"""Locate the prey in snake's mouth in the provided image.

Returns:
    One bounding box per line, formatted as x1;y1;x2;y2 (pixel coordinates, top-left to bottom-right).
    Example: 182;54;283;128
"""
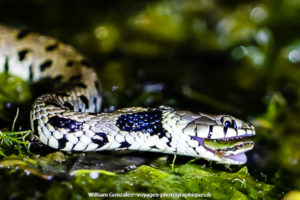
191;136;254;164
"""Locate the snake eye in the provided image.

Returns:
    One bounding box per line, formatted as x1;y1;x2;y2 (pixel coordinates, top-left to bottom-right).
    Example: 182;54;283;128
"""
221;116;235;128
224;120;231;128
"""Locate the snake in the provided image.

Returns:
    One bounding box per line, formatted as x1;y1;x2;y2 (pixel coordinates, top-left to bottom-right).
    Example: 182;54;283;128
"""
0;24;255;165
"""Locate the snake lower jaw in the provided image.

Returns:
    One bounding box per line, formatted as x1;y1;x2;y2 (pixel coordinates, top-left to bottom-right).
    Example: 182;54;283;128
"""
219;153;248;165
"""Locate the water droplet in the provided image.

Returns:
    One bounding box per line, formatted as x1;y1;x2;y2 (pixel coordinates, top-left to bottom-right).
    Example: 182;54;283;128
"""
288;50;300;63
89;171;99;179
250;6;268;23
94;26;108;39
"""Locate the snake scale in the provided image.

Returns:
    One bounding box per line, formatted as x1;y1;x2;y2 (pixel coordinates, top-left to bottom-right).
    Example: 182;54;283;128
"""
0;25;255;165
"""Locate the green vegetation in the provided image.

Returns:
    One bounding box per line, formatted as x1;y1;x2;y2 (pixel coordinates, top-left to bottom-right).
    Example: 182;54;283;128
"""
0;74;31;120
0;154;277;200
0;130;30;157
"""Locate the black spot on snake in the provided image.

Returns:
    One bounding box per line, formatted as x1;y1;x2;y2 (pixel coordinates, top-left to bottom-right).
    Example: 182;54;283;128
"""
88;112;98;116
119;141;131;148
4;56;9;73
208;125;213;138
91;132;109;148
224;127;228;135
48;116;83;132
44;100;61;108
45;43;59;51
57;135;67;149
233;120;237;130
95;81;100;90
220;116;224;123
33;119;39;135
166;137;172;147
69;75;82;82
66;60;74;67
76;83;87;89
194;124;198;137
40;60;53;71
93;97;98;113
116;109;167;138
29;65;33;81
80;59;92;67
150;145;159;150
79;95;89;109
63;102;74;110
16;29;30;39
192;147;197;154
18;49;30;61
53;75;63;82
54;92;69;97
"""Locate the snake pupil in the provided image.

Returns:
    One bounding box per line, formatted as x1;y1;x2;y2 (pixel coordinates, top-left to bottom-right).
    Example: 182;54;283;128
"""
224;121;231;128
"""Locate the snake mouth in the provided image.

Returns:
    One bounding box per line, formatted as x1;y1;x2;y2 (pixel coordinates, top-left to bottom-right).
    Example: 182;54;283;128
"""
191;135;255;164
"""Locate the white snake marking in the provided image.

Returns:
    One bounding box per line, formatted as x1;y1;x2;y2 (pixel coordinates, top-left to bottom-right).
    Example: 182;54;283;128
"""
0;25;255;165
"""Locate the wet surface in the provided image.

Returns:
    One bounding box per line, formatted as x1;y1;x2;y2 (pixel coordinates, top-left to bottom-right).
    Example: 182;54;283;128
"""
69;151;153;173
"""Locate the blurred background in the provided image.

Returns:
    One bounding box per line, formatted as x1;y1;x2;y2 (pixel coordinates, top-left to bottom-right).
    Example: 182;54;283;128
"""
0;0;300;199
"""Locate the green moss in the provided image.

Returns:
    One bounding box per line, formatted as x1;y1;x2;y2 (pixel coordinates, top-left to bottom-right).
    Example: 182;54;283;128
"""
39;164;276;200
0;73;31;120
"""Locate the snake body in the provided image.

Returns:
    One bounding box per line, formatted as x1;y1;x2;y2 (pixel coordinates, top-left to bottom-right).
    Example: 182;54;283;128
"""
0;25;255;165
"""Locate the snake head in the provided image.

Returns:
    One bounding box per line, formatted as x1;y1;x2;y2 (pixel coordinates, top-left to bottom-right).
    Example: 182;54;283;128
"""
164;110;255;165
198;114;254;165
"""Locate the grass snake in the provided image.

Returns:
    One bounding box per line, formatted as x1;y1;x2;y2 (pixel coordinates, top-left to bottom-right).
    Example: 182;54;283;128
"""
0;25;255;165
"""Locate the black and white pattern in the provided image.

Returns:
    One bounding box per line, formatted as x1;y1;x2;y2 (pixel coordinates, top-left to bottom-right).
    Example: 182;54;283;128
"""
0;25;255;165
